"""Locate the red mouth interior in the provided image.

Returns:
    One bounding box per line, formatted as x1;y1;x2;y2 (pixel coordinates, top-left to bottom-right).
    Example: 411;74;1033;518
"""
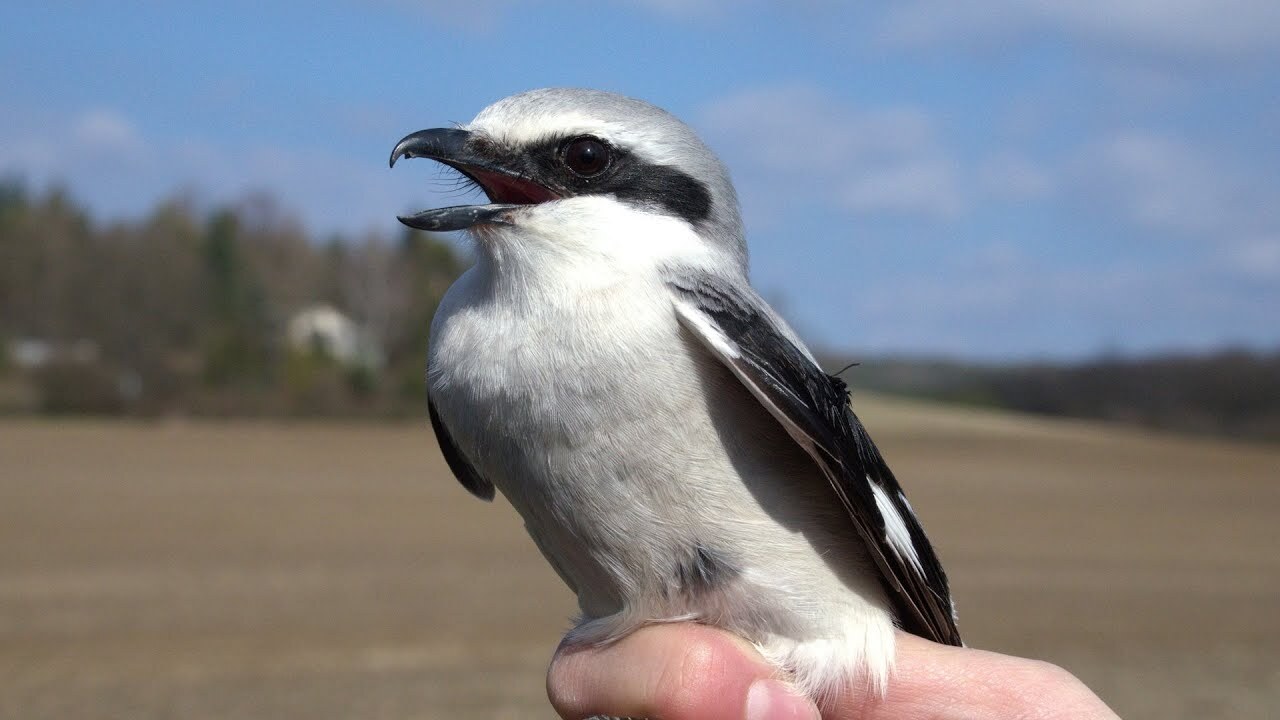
467;168;559;205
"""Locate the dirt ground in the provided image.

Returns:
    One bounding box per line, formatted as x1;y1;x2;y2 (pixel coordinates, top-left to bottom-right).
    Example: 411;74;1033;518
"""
1;397;1277;719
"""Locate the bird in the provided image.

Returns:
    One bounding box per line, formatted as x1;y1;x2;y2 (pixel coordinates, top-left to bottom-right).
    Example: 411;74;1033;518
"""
389;88;960;704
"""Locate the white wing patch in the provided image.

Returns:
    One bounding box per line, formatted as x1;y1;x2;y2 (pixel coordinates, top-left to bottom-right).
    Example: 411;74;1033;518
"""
673;299;824;459
674;299;740;359
871;479;924;576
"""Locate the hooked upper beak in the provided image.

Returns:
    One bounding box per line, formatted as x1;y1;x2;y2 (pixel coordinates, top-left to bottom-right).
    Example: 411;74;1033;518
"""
389;128;474;170
389;128;558;231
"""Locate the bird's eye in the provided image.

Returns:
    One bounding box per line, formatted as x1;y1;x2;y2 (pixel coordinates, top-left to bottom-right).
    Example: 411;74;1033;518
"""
562;137;610;177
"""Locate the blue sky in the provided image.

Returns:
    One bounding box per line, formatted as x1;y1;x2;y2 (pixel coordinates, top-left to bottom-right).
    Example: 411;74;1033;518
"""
3;1;1278;359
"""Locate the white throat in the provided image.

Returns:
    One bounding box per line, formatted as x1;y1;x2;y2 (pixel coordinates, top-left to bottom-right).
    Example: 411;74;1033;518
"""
469;196;730;296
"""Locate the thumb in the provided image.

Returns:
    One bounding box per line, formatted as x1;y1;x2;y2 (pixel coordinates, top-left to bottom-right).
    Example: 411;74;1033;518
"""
547;623;819;720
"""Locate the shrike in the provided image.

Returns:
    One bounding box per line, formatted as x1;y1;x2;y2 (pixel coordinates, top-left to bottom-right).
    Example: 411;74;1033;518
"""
390;88;960;702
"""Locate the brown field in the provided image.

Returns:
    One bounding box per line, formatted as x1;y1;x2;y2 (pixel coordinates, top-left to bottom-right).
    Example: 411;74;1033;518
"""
1;397;1277;719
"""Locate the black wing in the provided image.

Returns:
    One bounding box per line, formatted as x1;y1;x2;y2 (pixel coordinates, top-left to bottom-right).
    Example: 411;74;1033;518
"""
668;273;961;646
429;399;495;501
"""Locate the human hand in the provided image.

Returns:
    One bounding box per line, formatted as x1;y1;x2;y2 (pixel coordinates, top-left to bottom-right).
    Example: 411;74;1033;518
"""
547;623;1120;719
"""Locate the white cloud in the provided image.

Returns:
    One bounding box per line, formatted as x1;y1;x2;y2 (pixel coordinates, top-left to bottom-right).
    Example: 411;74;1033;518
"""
0;107;425;238
978;152;1055;200
625;0;746;18
1097;62;1196;106
1072;131;1274;238
1224;236;1280;279
378;0;774;24
73;109;143;152
880;0;1280;56
845;240;1280;357
699;84;965;221
841;162;963;218
367;0;516;32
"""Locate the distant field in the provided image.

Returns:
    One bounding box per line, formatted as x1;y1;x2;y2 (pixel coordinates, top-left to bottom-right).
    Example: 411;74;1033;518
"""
1;397;1277;719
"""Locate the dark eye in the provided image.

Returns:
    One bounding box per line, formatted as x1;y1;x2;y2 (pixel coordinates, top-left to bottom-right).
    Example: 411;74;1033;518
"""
563;137;609;177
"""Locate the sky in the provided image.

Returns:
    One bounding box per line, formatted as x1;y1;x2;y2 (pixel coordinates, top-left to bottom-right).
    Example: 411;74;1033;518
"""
3;1;1278;360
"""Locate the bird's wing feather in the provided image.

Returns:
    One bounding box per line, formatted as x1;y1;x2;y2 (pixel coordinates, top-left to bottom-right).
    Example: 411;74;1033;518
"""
667;271;961;646
429;399;495;501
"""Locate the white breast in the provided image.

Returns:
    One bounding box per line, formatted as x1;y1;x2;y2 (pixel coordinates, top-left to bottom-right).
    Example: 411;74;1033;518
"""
426;212;898;699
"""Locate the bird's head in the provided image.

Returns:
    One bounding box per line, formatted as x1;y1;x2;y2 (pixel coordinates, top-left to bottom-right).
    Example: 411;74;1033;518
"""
390;88;745;272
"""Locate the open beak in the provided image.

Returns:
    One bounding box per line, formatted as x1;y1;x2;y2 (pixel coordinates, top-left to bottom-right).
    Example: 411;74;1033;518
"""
389;128;558;231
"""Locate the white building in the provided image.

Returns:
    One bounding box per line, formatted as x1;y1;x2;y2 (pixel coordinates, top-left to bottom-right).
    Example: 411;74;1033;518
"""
285;305;382;369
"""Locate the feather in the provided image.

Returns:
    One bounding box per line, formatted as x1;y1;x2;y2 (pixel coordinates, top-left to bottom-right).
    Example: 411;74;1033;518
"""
668;271;962;646
429;399;495;501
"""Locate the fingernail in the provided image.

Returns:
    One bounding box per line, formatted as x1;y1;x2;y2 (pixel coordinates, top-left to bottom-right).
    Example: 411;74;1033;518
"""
746;678;820;720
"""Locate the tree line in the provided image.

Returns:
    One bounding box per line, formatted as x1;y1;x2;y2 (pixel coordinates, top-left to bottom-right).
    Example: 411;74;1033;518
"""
0;180;464;417
839;351;1280;443
3;179;1276;441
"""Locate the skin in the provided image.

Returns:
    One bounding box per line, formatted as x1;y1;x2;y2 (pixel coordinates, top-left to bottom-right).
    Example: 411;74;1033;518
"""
547;624;1121;720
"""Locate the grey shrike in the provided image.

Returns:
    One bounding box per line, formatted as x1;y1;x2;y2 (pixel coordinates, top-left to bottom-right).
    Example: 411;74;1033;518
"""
389;88;961;702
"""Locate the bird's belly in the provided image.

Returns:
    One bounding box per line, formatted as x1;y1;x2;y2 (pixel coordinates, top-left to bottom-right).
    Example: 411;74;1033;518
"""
428;284;891;673
430;291;726;603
